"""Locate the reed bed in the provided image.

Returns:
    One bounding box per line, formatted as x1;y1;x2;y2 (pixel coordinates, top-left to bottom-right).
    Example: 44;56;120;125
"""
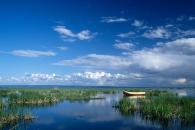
114;98;137;116
0;99;34;128
115;90;195;125
7;88;116;104
0;87;117;127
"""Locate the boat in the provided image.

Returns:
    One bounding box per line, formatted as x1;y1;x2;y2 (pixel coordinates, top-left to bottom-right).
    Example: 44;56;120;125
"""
123;91;145;96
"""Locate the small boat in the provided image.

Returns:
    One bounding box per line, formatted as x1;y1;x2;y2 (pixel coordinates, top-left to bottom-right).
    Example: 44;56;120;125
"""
123;91;145;96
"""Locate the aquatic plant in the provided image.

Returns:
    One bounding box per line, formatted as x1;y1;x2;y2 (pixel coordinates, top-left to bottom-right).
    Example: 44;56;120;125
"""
0;87;119;127
114;98;136;116
116;90;195;125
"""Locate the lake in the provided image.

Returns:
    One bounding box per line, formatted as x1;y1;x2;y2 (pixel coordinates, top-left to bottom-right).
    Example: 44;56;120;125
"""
3;87;195;130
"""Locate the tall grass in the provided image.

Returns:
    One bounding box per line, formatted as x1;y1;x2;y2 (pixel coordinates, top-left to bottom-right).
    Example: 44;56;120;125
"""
116;90;195;125
7;88;116;104
0;87;117;127
114;98;136;116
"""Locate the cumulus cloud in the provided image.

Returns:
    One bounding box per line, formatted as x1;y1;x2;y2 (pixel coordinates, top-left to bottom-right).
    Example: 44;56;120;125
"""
131;50;183;71
131;20;143;27
57;46;68;51
0;72;141;86
114;42;134;51
4;33;189;86
117;32;135;38
143;27;170;39
55;37;194;72
74;71;127;81
54;26;95;41
176;29;195;38
54;51;182;72
24;73;64;82
174;78;187;84
75;71;112;80
101;17;128;23
11;50;56;57
129;38;195;71
54;54;132;69
52;37;195;86
158;38;195;55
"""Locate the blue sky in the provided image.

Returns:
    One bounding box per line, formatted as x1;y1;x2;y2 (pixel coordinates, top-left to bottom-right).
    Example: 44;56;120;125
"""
1;0;195;86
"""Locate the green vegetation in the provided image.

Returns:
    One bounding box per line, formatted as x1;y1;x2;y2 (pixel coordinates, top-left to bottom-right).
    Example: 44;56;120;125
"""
114;98;137;116
115;90;195;125
1;87;195;129
6;88;116;104
0;87;117;128
140;95;195;123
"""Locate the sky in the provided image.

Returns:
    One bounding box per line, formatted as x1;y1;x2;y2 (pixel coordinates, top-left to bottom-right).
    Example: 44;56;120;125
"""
0;0;195;86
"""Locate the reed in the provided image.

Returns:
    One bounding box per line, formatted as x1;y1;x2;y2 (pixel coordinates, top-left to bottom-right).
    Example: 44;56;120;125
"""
0;87;117;127
116;90;195;124
114;98;136;116
7;88;117;105
0;99;34;128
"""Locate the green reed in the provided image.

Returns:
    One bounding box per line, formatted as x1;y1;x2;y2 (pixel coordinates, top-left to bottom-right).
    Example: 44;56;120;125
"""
0;87;118;127
116;90;195;124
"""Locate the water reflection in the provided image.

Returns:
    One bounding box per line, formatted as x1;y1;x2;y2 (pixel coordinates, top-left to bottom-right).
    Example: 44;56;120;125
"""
24;94;165;130
127;95;145;99
169;88;195;97
4;89;195;130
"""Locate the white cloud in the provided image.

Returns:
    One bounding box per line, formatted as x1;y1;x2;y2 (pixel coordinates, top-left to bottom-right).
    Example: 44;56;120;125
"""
25;73;63;82
130;73;144;80
159;38;195;55
131;50;183;71
53;37;195;81
50;37;195;86
54;26;95;41
129;38;195;71
76;71;127;80
0;72;135;86
77;30;94;40
143;27;170;39
11;50;56;57
114;42;134;51
165;24;174;28
117;32;135;38
176;29;195;38
54;54;132;69
131;20;143;27
174;78;187;84
101;17;128;23
73;71;129;85
75;71;112;80
57;46;68;51
54;51;183;72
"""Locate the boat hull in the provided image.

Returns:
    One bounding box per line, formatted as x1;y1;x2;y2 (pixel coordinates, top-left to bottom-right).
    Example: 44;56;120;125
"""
123;91;145;96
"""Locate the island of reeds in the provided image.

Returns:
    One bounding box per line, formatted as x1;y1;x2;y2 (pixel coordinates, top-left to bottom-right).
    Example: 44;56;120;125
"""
115;90;195;127
0;87;116;128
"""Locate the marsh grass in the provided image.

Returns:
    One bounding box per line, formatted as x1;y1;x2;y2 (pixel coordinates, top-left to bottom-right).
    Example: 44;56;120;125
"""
115;90;195;125
7;88;116;104
114;98;137;116
0;87;117;127
0;99;34;128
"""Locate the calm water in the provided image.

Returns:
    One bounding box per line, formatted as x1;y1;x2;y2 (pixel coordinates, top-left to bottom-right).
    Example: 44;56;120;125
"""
4;88;195;130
